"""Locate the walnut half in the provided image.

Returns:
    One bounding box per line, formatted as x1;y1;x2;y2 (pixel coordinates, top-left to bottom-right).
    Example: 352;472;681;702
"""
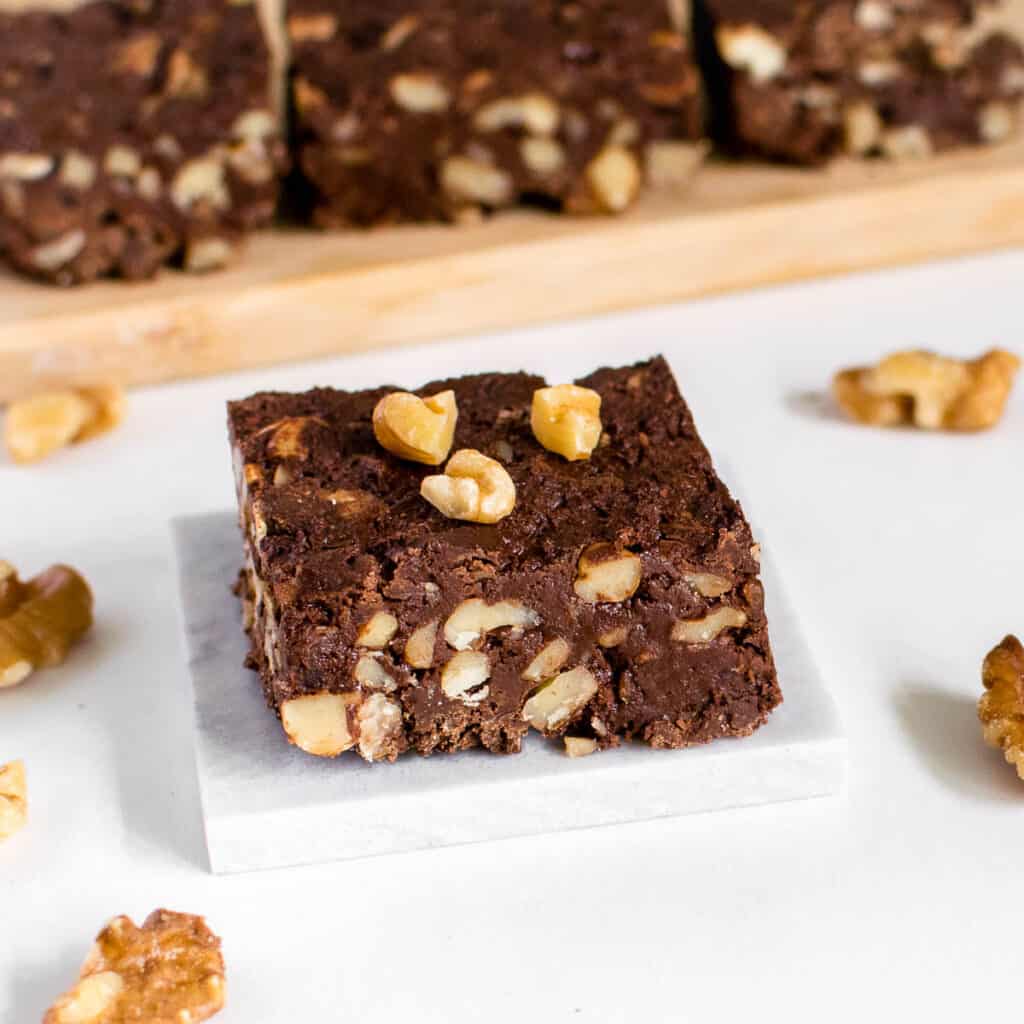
421;449;516;523
373;389;458;465
833;349;1020;431
978;634;1024;782
0;759;27;841
44;909;225;1024
0;563;93;688
4;386;125;464
531;384;602;461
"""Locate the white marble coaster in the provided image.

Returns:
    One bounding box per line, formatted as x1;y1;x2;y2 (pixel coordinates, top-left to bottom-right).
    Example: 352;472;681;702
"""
171;512;846;875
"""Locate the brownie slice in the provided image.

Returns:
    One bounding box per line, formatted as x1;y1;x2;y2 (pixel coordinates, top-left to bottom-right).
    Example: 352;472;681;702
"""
695;0;1024;163
286;0;705;226
0;0;287;285
227;357;781;763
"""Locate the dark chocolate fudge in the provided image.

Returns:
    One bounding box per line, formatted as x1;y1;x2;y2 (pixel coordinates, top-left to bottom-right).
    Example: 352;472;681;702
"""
0;0;286;285
228;357;781;763
287;0;705;226
695;0;1024;162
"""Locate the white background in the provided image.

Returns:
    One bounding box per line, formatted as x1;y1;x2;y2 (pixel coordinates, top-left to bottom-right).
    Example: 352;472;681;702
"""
2;249;1022;1022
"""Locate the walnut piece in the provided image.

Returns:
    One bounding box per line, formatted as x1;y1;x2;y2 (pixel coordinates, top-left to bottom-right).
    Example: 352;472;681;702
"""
520;137;566;175
381;14;419;50
287;12;338;41
0;560;27;617
585;146;641;213
564;736;598;758
880;124;933;160
372;389;458;465
104;145;141;179
444;598;539;650
574;544;642;604
354;653;396;692
0;152;54;181
31;230;86;272
0;564;93;689
833;349;1020;431
356;611;398;649
672;606;747;644
0;760;27;841
441;650;491;704
404;620;438;668
474;92;560;135
171;156;228;212
843;101;882;155
357;693;403;761
185;238;235;274
978;634;1024;781
164;49;209;99
60;151;98;191
280;692;357;757
684;573;733;598
598;626;629;648
522;638;571;683
716;24;787;82
531;384;602;461
421;449;516;524
440;156;513;207
522;666;598;733
390;72;450;113
4;386;125;464
113;32;162;76
256;415;324;461
44;909;225;1024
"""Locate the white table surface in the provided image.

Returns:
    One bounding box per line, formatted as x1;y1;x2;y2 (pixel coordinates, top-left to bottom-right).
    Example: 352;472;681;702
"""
2;250;1022;1023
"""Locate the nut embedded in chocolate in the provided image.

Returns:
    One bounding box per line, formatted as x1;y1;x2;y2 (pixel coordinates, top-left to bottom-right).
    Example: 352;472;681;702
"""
978;634;1024;781
0;760;27;841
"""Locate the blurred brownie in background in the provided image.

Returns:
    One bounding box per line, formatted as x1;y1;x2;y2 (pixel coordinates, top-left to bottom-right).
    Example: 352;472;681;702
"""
696;0;1024;163
287;0;706;226
0;0;286;284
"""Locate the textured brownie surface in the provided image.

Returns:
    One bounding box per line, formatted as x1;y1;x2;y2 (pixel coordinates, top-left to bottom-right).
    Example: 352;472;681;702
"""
228;357;781;762
0;0;286;284
287;0;704;226
696;0;1024;162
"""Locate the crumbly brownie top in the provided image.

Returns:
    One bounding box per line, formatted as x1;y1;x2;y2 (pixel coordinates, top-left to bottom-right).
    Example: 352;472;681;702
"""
229;357;759;603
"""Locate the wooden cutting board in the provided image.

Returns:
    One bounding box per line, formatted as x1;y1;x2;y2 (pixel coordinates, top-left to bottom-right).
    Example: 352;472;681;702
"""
1;138;1022;403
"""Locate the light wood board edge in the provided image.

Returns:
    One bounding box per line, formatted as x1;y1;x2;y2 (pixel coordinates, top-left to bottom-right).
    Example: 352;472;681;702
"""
0;156;1022;402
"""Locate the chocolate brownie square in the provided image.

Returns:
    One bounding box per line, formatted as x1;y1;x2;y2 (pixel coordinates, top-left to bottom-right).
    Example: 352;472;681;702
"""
286;0;705;226
227;356;781;763
696;0;1024;162
0;0;287;284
